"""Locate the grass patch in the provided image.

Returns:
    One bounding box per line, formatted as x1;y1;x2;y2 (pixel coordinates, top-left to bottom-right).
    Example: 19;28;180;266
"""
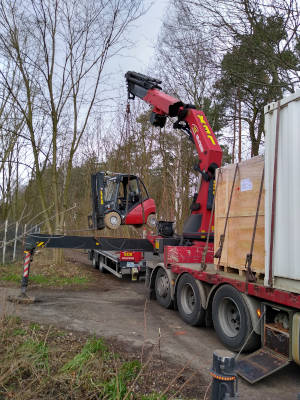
18;339;49;370
102;360;141;400
61;337;108;373
0;316;203;399
0;260;91;288
12;328;27;336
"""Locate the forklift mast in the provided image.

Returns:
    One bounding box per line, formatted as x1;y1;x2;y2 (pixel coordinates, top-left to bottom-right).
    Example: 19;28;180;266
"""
90;172;106;230
125;71;223;240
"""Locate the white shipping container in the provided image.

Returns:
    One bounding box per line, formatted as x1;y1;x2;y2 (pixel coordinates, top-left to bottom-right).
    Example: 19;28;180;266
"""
264;91;300;294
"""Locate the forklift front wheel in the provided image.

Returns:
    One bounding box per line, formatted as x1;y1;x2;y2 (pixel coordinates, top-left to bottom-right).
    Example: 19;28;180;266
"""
146;213;157;229
104;212;121;230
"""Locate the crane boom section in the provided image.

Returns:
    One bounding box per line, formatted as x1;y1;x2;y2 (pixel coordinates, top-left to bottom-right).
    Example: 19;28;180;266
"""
185;109;222;171
125;71;222;239
143;88;183;116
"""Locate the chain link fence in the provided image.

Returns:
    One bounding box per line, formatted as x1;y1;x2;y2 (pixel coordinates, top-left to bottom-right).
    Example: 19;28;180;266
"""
0;220;40;264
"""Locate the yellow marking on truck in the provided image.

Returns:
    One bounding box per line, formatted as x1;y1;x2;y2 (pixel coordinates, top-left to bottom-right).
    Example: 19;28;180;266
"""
197;115;216;145
37;241;45;247
191;124;198;134
124;252;133;257
100;190;104;204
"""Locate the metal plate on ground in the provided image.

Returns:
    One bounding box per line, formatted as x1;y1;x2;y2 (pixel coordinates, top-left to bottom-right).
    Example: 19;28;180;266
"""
236;347;290;384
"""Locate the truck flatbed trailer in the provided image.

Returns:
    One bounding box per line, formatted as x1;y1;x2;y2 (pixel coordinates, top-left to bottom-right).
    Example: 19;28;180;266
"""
88;248;163;280
88;249;148;280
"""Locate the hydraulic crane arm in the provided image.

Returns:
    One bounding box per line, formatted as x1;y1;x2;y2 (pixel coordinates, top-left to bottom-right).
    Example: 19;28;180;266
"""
125;71;222;172
125;71;223;240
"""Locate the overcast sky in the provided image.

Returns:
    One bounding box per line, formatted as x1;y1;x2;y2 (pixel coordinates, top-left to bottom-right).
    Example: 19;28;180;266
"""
106;0;169;100
121;0;169;71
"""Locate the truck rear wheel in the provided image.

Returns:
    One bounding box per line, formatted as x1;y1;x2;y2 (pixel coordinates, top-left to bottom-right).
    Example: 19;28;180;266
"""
104;212;121;229
155;268;172;309
212;285;260;352
92;253;99;269
176;274;205;326
99;255;107;273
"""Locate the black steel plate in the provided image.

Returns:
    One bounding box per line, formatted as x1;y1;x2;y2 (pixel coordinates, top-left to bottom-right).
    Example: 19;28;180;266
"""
25;234;155;252
236;347;290;384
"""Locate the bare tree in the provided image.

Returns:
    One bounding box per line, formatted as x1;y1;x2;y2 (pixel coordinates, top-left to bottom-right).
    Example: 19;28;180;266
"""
0;62;26;220
170;0;300;156
0;0;145;236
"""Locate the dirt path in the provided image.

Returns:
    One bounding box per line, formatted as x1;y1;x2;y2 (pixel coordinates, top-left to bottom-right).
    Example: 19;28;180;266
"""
1;250;299;399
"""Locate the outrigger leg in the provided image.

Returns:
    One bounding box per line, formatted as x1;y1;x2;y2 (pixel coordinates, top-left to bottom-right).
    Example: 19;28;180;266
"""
7;248;36;304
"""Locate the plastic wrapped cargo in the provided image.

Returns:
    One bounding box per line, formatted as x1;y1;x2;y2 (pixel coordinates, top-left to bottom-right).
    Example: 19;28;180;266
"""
264;91;300;294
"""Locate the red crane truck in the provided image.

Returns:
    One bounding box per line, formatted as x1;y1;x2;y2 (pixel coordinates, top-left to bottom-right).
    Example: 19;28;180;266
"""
21;72;300;384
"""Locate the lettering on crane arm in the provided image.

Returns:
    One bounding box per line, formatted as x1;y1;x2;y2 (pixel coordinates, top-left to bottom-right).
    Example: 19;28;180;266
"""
197;114;216;145
191;124;204;152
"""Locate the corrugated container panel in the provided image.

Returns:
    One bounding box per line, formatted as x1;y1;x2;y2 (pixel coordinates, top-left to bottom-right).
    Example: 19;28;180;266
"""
264;91;300;293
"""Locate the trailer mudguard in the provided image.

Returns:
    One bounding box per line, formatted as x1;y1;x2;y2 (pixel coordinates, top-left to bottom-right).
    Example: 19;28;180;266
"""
241;294;262;336
205;284;261;335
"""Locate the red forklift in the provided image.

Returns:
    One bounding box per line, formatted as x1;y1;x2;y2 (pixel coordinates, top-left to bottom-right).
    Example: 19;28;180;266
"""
88;171;156;230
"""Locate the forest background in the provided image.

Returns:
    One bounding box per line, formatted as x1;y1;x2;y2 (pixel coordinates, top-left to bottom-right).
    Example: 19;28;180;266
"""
0;0;299;248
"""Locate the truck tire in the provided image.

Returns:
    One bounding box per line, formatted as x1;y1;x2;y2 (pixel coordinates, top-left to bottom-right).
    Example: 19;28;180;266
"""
104;212;121;229
155;268;172;309
176;274;205;326
99;255;107;273
92;253;99;269
146;213;157;229
88;250;93;261
212;285;260;352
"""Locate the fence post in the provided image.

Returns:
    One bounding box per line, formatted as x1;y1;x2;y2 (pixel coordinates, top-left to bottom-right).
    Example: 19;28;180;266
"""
22;223;27;250
2;219;8;265
13;221;19;262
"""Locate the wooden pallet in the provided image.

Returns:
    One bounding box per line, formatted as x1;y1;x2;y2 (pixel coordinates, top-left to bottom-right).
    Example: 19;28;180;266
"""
217;264;265;281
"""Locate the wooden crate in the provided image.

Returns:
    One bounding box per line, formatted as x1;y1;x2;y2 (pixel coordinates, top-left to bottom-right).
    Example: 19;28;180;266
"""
214;156;265;274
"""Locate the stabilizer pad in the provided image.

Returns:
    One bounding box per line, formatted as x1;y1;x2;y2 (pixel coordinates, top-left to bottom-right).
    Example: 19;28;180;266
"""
7;294;36;305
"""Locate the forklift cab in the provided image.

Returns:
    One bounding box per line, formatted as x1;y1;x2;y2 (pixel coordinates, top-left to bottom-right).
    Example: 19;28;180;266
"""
89;172;156;230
